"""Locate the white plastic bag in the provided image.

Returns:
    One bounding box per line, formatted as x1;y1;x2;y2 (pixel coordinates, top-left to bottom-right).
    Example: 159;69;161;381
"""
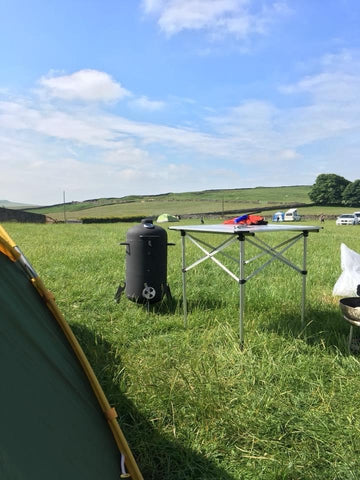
333;243;360;297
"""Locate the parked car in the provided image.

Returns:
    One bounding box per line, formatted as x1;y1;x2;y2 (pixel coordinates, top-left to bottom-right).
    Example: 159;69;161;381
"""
336;214;359;225
284;208;301;221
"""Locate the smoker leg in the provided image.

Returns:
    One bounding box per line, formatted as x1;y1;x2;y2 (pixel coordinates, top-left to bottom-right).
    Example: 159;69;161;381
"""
114;283;126;303
165;284;172;301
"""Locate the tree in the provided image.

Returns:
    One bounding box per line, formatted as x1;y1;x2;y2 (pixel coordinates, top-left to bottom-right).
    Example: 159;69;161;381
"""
342;180;360;206
309;174;350;205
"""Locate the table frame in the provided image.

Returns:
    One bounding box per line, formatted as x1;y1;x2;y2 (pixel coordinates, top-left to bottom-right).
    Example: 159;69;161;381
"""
169;224;320;345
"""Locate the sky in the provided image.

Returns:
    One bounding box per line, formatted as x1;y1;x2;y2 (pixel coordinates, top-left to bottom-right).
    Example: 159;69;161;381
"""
1;0;360;205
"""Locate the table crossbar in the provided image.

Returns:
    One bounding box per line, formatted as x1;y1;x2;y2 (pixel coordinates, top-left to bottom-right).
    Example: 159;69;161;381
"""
170;224;319;344
245;233;304;278
184;233;239;282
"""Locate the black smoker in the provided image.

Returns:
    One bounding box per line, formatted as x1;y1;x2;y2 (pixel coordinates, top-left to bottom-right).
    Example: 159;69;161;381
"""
115;218;173;305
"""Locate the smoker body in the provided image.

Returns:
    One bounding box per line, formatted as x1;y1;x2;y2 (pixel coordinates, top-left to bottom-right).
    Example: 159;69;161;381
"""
120;218;170;304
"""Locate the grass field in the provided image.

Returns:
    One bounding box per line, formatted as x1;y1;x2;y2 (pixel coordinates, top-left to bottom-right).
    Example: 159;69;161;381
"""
3;218;360;480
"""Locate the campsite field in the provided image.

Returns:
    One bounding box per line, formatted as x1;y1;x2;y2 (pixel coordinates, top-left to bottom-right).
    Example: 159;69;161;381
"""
4;219;360;479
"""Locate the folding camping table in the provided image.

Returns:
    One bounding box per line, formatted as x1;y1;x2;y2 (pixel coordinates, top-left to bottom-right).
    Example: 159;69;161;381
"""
168;223;320;344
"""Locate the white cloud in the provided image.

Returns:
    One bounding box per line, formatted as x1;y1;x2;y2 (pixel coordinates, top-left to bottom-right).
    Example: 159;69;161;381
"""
4;56;360;165
275;51;360;149
280;50;360;102
2;51;360;204
0;129;215;205
0;101;114;147
142;0;291;38
130;95;165;111
280;71;360;104
38;69;131;102
0;98;228;155
142;0;167;14
279;149;299;160
102;142;154;168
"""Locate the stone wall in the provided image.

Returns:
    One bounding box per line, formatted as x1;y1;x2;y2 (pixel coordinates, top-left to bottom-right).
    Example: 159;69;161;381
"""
0;207;47;223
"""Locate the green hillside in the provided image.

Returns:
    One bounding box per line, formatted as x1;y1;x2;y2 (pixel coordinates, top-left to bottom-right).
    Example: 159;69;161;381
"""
27;185;312;220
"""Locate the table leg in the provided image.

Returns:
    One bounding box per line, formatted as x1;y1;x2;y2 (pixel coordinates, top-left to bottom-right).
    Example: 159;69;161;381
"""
239;235;245;346
301;232;308;326
181;231;187;327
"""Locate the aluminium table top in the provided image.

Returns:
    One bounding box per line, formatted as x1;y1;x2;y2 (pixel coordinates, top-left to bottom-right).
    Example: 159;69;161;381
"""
168;223;320;234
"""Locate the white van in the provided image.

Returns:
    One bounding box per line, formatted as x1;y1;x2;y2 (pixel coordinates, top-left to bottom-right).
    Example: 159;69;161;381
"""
284;208;301;221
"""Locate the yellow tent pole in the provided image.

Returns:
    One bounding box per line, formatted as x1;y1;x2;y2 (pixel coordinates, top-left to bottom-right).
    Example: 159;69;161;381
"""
0;225;16;247
0;225;20;261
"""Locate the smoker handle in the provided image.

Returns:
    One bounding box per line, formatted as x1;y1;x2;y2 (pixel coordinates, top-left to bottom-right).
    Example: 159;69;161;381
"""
167;243;175;246
139;235;161;238
119;242;130;245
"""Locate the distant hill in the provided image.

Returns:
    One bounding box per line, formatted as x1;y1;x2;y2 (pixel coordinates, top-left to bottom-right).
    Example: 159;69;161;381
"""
0;200;40;209
25;185;313;221
26;186;312;212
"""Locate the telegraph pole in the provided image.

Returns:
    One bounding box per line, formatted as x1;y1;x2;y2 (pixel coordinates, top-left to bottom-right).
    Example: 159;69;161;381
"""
63;191;67;223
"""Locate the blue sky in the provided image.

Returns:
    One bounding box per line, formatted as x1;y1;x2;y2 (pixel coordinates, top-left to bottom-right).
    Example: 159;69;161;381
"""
1;0;360;205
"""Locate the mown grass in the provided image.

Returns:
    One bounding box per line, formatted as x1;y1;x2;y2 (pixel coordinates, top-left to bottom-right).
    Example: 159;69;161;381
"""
3;218;360;479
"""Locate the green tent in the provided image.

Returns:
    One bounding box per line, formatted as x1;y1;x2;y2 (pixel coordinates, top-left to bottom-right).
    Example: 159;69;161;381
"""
0;225;143;480
156;213;179;223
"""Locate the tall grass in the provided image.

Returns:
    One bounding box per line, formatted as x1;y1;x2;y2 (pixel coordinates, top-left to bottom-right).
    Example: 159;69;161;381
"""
4;219;360;479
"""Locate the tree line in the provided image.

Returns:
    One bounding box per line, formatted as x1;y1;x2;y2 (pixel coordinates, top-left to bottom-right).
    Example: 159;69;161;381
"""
309;174;360;206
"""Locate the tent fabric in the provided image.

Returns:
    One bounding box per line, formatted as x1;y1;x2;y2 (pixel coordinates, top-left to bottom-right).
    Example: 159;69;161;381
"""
272;212;284;222
223;214;267;225
0;226;143;480
156;213;179;223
